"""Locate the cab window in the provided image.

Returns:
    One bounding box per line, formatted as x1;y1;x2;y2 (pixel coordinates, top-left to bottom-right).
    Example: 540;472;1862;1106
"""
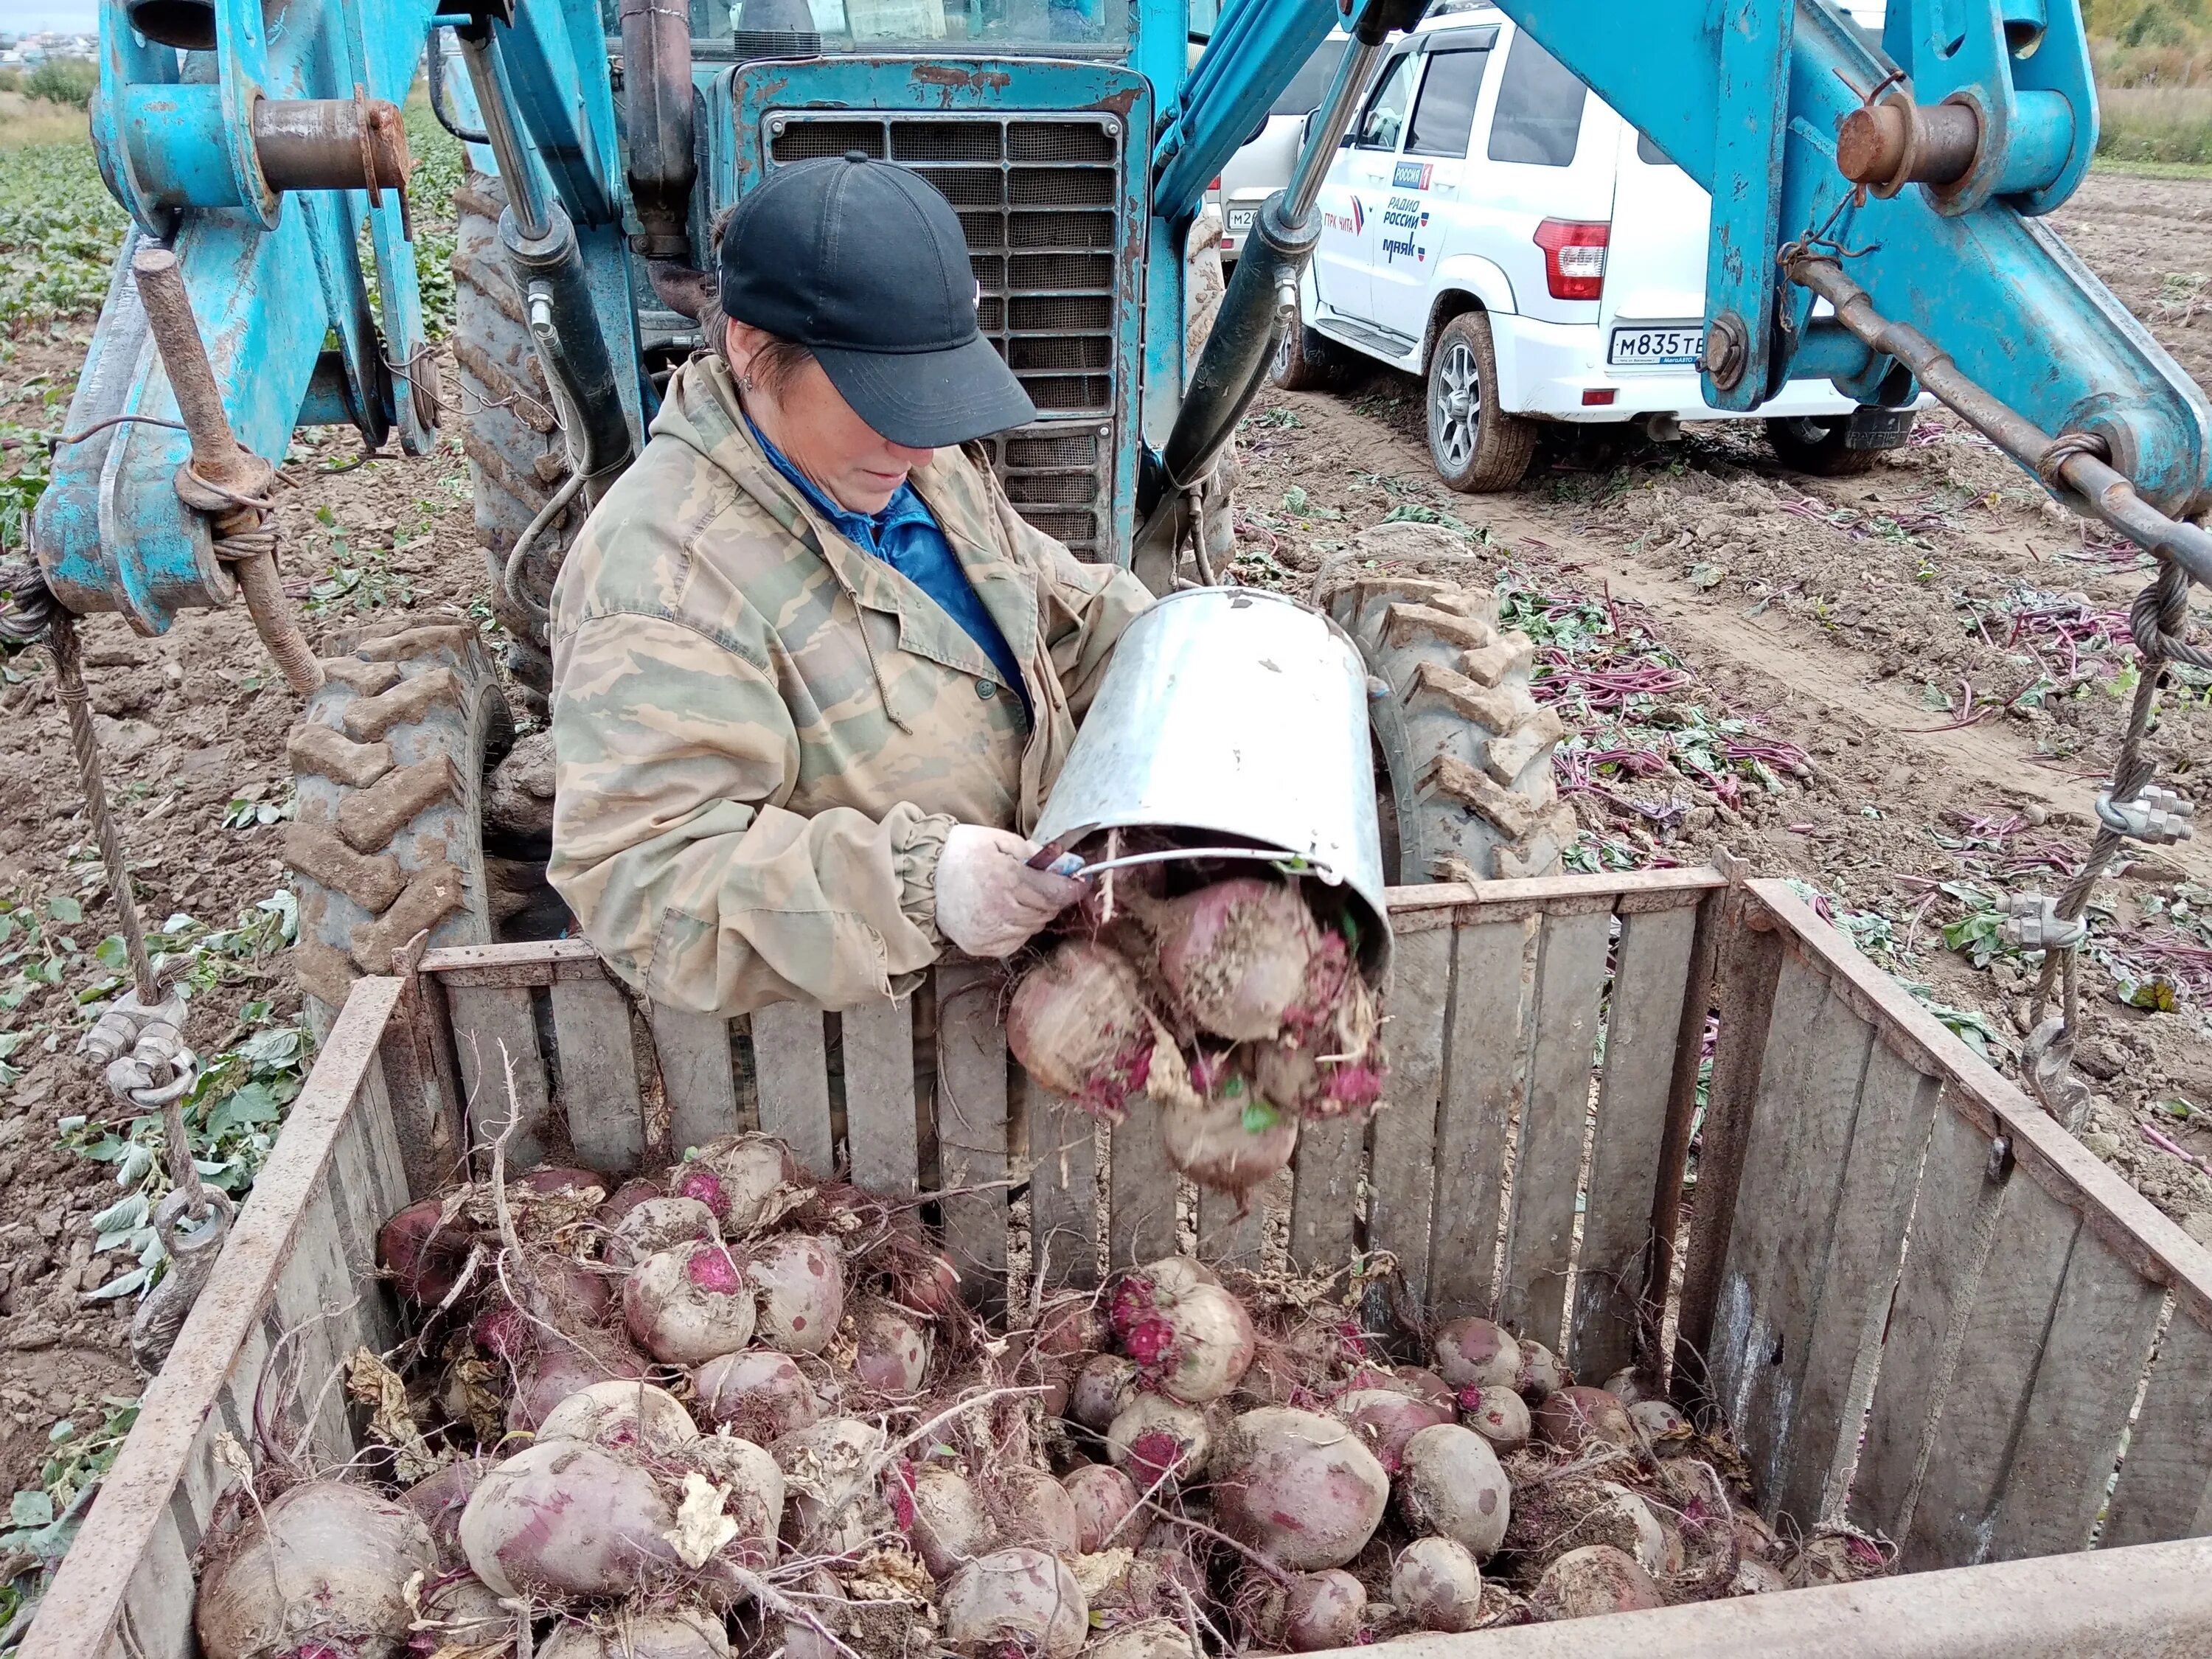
1405;41;1495;159
1487;30;1587;167
1352;50;1420;150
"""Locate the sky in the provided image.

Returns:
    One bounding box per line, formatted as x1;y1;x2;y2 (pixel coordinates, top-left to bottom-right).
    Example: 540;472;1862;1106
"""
8;2;100;31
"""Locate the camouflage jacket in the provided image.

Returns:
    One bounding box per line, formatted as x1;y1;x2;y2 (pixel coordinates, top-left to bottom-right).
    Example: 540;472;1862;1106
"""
546;355;1150;1016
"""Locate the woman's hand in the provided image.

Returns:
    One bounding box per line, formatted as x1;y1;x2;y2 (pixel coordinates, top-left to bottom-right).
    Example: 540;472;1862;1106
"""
934;825;1086;957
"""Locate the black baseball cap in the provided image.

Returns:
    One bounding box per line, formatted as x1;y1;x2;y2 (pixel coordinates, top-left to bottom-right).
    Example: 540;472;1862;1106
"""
717;153;1037;448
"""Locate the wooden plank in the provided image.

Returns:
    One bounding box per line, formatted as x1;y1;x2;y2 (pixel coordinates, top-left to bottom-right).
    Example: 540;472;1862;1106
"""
1903;1169;2081;1571
1705;959;1876;1514
446;981;552;1168
1850;1097;2007;1545
1288;1114;1362;1273
380;963;465;1198
1365;925;1452;1304
844;994;919;1197
936;961;1009;1315
1774;1040;1944;1529
1110;1105;1178;1269
1426;915;1538;1319
652;1003;740;1155
420;935;602;984
1380;865;1727;923
751;1000;835;1178
550;973;647;1177
1197;1180;1266;1270
1673;894;1786;1396
1497;905;1613;1351
18;979;404;1659
2104;1308;2212;1548
1024;1079;1099;1290
1988;1225;2166;1559
1569;902;1697;1384
1751;879;2212;1334
1641;891;1722;1380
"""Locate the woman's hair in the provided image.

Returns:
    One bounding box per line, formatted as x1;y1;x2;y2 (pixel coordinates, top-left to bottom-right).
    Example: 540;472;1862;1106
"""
708;203;815;398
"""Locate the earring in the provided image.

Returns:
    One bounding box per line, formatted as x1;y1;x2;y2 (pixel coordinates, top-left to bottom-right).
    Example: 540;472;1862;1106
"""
737;372;756;394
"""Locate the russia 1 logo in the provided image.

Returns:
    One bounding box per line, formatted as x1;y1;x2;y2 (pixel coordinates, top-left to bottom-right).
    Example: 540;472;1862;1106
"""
1392;160;1433;189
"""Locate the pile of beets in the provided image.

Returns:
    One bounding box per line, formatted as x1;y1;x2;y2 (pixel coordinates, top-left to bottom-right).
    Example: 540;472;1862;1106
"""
1008;873;1385;1205
188;1135;1886;1659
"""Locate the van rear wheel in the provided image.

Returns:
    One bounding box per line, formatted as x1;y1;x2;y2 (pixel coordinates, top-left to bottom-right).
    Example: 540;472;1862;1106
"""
1765;414;1883;477
1427;311;1537;493
1270;319;1343;391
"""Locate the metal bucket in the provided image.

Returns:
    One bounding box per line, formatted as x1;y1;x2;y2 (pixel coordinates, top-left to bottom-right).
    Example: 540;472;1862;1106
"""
1034;586;1390;974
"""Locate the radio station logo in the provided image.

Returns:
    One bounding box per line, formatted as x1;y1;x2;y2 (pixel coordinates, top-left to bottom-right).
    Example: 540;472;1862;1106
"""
1380;193;1430;264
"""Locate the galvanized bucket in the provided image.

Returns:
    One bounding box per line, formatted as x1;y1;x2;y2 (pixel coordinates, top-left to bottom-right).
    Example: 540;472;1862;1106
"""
1034;585;1390;975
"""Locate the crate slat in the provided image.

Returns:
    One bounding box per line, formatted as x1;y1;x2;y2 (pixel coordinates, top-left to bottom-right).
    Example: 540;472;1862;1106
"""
937;961;1009;1315
1708;957;1877;1513
1289;1115;1363;1273
1851;1097;2007;1545
844;995;919;1197
1987;1225;2167;1559
549;975;647;1176
752;1001;835;1178
1110;1106;1179;1269
1197;1181;1265;1269
652;1004;740;1154
1367;923;1452;1304
1026;1082;1099;1289
1498;906;1613;1349
446;982;552;1166
2103;1308;2212;1548
1427;915;1539;1318
1773;1038;1944;1528
1568;903;1697;1382
1904;1169;2081;1570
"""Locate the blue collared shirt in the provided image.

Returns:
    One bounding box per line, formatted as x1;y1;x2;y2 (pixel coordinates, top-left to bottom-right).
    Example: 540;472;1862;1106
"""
744;412;1029;719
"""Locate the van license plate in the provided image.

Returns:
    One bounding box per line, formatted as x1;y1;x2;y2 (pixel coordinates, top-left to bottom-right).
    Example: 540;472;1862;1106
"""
1228;208;1257;233
1608;325;1704;366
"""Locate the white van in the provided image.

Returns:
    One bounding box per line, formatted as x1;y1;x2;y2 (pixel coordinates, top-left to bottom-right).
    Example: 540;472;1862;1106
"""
1217;36;1349;265
1271;4;1915;491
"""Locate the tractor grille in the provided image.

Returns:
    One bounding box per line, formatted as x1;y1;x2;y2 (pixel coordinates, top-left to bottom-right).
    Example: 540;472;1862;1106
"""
765;112;1124;560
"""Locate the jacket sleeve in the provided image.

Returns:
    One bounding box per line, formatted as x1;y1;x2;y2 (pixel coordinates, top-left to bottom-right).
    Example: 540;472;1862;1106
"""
546;611;954;1016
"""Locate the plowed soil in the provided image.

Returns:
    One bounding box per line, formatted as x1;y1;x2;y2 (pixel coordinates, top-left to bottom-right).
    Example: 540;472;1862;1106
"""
4;167;2212;1494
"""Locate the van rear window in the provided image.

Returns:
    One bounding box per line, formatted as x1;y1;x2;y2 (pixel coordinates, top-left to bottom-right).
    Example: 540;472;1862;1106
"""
1636;130;1669;167
1405;44;1493;158
1487;32;1587;167
1272;38;1349;118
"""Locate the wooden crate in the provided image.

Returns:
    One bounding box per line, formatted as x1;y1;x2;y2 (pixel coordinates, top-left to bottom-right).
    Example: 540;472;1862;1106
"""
26;869;2212;1659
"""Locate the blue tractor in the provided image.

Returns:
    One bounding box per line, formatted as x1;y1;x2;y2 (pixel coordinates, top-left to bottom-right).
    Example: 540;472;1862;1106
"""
13;0;2212;1018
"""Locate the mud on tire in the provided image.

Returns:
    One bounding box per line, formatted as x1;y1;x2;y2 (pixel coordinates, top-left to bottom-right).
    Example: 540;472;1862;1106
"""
282;624;512;1023
1318;523;1575;883
453;170;577;714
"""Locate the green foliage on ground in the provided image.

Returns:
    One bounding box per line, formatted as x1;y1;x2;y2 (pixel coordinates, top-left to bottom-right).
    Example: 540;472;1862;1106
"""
0;139;128;328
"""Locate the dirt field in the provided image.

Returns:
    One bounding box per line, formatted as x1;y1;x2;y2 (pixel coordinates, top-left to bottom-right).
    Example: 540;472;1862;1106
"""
4;166;2212;1521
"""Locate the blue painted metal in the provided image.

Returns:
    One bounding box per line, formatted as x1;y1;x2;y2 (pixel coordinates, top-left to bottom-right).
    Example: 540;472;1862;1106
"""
1152;0;1339;222
1496;0;2212;515
1700;0;1793;411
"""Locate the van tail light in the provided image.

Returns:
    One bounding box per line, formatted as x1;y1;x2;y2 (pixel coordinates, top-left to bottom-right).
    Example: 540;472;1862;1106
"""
1210;176;1223;191
1534;219;1610;300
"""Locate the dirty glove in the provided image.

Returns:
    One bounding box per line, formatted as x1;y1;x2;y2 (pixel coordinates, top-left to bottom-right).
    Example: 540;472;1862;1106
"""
933;824;1086;958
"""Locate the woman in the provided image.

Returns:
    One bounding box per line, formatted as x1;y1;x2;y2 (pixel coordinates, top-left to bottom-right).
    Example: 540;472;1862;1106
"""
546;152;1152;1015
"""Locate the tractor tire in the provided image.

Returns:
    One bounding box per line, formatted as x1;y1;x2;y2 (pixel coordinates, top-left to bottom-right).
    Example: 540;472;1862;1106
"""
452;170;577;714
1318;522;1576;885
1764;414;1883;477
282;623;513;1025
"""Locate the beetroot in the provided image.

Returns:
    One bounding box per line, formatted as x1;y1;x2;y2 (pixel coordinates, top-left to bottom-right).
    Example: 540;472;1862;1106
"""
509;1340;647;1433
1087;1621;1195;1659
746;1233;845;1354
694;1349;820;1443
912;1465;995;1578
518;1166;607;1200
1531;1545;1663;1619
1256;1569;1367;1652
1007;939;1185;1118
1328;1387;1452;1474
195;1481;435;1659
539;1610;728;1659
1518;1338;1568;1399
1071;1353;1141;1431
399;1457;486;1564
1209;1405;1389;1571
1397;1424;1512;1557
1534;1385;1637;1453
606;1195;720;1270
1461;1384;1532;1453
1106;1394;1211;1490
1432;1318;1519;1391
939;1548;1089;1659
1062;1463;1141;1552
1109;1256;1256;1404
462;1439;680;1599
771;1418;891;1551
1632;1398;1689;1443
854;1304;931;1392
596;1176;665;1227
1393;1536;1483;1633
1394;1366;1457;1411
1160;1073;1299;1198
535;1379;699;1456
998;1467;1082;1557
1140;878;1324;1041
669;1133;806;1232
683;1432;787;1569
378;1197;471;1305
623;1241;758;1364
